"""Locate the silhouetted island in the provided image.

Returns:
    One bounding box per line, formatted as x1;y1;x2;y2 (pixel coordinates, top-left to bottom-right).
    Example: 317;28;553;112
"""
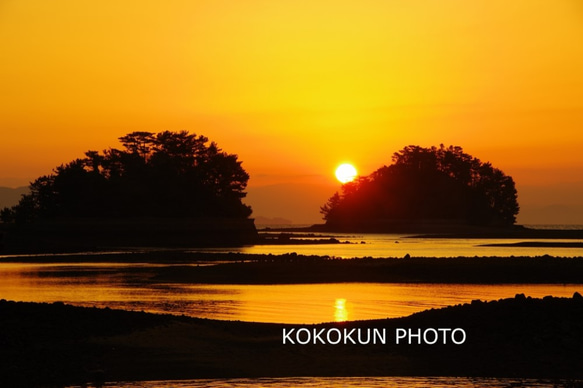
0;131;258;252
321;145;520;232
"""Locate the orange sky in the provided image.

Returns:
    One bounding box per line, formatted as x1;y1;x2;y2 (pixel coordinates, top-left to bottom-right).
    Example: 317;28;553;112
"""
1;0;583;224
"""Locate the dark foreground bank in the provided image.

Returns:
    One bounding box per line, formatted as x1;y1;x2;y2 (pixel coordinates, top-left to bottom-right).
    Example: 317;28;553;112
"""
1;295;583;387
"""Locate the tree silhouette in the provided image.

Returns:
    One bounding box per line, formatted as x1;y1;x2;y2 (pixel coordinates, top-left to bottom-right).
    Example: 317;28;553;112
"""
321;145;519;227
1;131;252;222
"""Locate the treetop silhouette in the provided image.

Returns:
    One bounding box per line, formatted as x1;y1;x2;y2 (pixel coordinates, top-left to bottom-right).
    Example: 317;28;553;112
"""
321;145;519;227
1;131;252;222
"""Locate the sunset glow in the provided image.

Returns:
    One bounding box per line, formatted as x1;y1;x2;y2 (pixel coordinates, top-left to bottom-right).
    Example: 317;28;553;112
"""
1;0;582;224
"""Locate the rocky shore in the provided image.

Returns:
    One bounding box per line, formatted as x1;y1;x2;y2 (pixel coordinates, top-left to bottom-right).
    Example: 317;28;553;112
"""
150;254;583;284
1;295;583;386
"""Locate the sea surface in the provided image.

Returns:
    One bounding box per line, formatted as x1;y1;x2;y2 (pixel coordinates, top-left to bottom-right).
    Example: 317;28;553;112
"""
2;230;583;386
206;226;583;258
0;263;580;323
0;229;582;323
67;376;581;388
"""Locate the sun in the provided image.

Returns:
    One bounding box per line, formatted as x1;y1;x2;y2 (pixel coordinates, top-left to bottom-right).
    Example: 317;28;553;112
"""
335;163;357;184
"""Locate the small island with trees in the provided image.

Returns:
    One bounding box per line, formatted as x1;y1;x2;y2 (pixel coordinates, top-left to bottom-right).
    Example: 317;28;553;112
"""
320;144;520;233
0;131;258;251
1;137;583;386
2;138;582;252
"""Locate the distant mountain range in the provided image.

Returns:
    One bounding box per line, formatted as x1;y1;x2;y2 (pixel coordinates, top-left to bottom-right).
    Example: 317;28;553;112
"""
0;186;28;209
246;181;337;226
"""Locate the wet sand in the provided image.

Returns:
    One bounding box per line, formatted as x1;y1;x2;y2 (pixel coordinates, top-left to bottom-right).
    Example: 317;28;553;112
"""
1;295;583;386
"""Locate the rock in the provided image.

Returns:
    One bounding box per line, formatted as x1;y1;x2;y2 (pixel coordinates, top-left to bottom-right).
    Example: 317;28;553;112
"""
515;293;526;300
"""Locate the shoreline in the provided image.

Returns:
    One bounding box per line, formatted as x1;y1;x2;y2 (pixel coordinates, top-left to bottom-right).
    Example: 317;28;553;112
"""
2;251;583;284
1;295;583;386
2;224;583;256
277;224;583;239
150;255;583;285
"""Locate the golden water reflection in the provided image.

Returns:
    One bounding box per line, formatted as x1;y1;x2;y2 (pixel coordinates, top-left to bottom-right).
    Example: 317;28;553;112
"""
97;376;578;388
0;263;582;324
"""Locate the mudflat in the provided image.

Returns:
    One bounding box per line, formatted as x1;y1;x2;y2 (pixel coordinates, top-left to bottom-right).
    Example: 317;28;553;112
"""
1;295;583;386
149;254;583;284
3;251;583;284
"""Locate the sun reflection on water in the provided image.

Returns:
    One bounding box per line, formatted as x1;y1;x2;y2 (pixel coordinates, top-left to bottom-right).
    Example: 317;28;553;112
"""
1;263;582;324
334;298;348;322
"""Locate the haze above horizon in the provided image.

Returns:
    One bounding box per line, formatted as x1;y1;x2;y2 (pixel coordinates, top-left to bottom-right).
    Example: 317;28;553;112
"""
1;0;582;224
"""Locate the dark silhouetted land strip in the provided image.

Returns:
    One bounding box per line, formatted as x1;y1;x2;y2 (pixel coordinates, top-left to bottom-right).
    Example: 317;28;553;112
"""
481;241;583;248
2;252;583;284
258;232;346;245
150;255;583;284
1;296;583;386
307;222;583;238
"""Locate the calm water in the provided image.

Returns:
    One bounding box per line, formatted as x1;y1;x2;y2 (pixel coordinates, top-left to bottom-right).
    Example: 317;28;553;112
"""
0;262;580;323
1;231;582;260
69;376;581;387
201;232;583;258
1;232;582;323
3;233;583;386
